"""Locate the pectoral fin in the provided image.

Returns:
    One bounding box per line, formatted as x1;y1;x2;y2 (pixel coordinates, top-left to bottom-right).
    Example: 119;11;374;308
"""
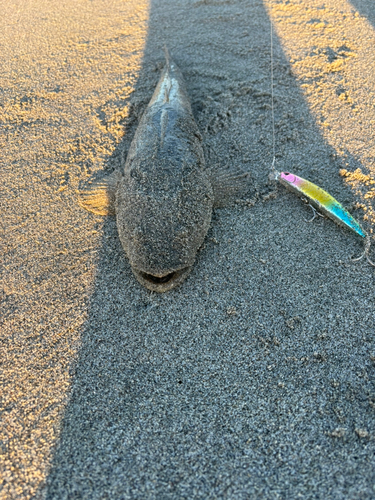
210;165;252;207
78;171;120;215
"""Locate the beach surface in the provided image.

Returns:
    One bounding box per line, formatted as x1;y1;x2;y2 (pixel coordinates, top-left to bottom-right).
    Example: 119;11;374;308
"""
1;0;375;498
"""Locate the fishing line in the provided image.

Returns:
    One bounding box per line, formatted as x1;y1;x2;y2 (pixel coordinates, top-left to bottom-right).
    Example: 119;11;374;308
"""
267;6;374;267
270;14;276;176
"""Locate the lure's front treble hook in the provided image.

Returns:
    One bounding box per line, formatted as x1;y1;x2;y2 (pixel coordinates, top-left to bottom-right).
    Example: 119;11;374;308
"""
301;198;325;223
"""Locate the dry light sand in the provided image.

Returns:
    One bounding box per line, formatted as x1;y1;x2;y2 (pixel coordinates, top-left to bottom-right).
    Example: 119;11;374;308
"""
1;0;375;498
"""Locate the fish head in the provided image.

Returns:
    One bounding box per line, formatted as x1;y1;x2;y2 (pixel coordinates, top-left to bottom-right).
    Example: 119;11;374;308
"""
116;171;213;292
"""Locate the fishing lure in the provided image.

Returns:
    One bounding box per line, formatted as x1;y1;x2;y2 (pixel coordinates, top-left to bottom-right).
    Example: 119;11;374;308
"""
267;20;373;266
272;170;375;266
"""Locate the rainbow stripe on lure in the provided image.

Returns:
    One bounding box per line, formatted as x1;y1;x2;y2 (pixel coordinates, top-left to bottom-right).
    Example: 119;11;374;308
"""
276;171;366;238
274;170;375;266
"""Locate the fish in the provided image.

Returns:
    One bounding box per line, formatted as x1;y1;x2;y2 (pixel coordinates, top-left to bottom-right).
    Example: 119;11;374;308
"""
78;48;251;292
275;170;374;265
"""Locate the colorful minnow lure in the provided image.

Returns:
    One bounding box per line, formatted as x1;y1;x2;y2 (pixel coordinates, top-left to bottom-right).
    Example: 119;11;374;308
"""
266;19;373;266
273;170;374;266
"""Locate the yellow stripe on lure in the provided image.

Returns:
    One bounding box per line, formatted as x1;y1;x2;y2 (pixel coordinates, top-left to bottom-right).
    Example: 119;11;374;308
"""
274;170;375;266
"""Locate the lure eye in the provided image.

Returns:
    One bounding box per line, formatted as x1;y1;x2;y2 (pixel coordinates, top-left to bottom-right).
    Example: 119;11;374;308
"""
281;172;296;183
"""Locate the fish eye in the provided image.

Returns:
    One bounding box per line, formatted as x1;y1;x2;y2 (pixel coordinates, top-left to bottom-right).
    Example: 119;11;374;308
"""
284;172;290;175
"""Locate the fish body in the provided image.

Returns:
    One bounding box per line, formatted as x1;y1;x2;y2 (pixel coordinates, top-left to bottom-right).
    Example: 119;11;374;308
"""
116;51;213;291
79;49;250;292
277;171;366;238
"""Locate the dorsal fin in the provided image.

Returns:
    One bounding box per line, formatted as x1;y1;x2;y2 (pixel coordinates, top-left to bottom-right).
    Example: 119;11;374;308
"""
164;86;170;103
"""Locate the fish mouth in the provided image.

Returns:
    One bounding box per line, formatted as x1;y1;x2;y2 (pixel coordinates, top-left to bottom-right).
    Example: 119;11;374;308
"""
132;266;193;292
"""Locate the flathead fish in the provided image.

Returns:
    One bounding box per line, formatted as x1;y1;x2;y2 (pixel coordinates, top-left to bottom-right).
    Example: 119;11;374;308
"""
79;48;251;292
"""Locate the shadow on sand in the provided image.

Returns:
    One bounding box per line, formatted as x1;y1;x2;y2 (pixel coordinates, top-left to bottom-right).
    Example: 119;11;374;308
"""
349;0;375;29
44;1;375;498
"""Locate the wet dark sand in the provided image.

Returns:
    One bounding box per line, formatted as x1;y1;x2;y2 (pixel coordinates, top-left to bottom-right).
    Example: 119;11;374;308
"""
1;0;375;498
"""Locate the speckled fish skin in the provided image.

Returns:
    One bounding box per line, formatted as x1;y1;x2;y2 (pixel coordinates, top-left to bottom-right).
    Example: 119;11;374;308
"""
278;171;366;238
116;51;213;291
78;50;251;292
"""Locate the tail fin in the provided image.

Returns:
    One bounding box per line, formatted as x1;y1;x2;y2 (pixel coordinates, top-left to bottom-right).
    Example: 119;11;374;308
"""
164;44;171;69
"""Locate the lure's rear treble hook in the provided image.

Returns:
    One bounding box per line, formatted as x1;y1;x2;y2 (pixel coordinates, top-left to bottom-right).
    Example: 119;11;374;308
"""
351;235;375;267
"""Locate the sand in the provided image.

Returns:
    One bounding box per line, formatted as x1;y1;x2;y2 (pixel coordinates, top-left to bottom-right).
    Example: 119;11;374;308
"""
1;0;375;498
